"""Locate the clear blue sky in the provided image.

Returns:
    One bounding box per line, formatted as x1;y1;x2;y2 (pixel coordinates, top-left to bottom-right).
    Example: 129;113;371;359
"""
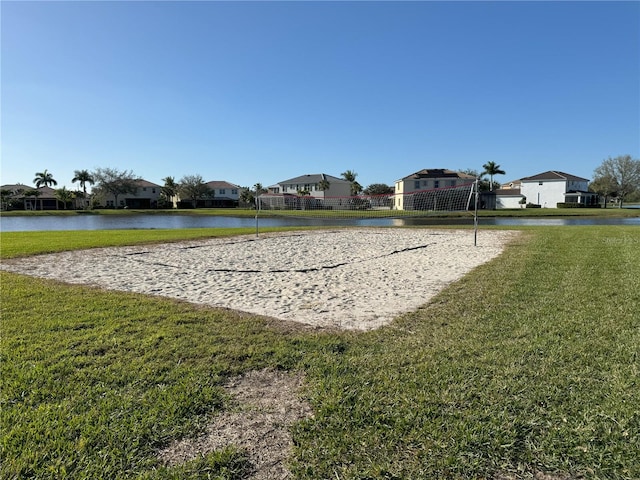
2;1;639;191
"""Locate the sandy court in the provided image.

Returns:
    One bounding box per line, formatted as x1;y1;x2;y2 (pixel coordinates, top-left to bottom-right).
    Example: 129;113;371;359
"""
1;228;517;330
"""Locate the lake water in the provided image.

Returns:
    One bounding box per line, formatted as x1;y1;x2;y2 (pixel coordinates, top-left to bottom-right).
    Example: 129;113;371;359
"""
1;213;639;232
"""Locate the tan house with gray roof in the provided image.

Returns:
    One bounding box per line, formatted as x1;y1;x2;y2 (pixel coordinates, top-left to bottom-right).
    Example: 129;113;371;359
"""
393;169;475;210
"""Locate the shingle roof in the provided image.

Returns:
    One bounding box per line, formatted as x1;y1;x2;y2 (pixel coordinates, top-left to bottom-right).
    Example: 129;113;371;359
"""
398;169;476;181
135;179;162;188
521;171;589;182
0;184;57;198
277;174;350;184
206;180;240;189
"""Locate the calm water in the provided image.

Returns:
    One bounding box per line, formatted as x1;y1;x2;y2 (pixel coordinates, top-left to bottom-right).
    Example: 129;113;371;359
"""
1;213;639;232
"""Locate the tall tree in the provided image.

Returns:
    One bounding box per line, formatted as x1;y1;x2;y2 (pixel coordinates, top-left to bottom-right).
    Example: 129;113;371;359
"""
33;169;57;188
0;189;13;210
253;183;266;195
24;189;41;210
318;175;331;192
92;167;140;208
72;169;95;209
341;170;363;195
178;174;210;208
363;183;394;195
160;176;178;208
593;155;640;208
239;187;255;207
589;174;618;208
481;162;505;191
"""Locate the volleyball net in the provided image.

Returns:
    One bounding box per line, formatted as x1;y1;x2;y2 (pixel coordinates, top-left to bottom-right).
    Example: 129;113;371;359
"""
254;181;481;245
256;182;476;218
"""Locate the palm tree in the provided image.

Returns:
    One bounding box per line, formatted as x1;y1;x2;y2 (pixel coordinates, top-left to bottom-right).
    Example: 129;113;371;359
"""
24;189;41;210
341;170;362;196
481;162;506;191
161;176;178;208
239;187;255;207
72;169;95;209
318;175;331;193
33;169;58;188
253;183;265;195
55;187;74;210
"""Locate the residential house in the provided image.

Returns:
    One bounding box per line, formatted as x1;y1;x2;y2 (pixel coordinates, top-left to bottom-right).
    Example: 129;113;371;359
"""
267;174;351;197
261;174;352;209
519;171;597;208
393;169;475;210
100;179;162;209
202;181;240;208
173;180;241;208
1;184;63;210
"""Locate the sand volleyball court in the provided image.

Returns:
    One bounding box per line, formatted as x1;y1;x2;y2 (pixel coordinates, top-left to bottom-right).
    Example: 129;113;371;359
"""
1;228;516;330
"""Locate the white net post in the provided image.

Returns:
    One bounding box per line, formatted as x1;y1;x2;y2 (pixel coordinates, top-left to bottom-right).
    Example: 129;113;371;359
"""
473;178;479;247
255;194;260;238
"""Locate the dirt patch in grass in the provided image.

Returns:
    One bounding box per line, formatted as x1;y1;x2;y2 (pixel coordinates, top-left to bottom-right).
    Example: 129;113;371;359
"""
158;369;312;479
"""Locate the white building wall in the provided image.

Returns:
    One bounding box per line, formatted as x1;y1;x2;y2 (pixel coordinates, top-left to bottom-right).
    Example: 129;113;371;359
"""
496;196;524;209
212;186;239;200
520;180;566;208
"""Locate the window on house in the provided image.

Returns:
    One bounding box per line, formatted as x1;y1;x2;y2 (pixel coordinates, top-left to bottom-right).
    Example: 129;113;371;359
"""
414;180;420;189
232;189;238;194
220;189;226;195
152;188;156;193
143;187;147;191
434;180;439;188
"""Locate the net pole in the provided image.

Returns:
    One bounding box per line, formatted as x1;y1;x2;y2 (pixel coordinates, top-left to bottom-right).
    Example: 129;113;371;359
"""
255;194;260;238
473;178;479;247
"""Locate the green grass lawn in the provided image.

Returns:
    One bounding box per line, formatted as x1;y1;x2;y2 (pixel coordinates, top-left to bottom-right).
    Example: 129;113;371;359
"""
1;226;638;479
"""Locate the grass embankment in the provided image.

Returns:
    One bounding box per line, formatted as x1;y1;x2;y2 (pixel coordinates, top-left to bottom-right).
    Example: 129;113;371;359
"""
1;227;638;479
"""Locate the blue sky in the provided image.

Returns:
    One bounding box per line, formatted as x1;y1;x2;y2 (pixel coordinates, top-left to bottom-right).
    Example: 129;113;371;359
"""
2;1;639;191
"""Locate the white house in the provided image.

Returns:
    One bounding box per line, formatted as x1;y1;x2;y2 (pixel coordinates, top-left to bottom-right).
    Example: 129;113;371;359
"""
393;169;475;210
519;171;597;208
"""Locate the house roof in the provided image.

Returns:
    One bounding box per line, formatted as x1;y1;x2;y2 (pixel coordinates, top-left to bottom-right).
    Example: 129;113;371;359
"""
397;169;476;182
521;171;589;183
135;179;161;188
1;184;57;198
1;184;30;193
276;174;350;185
206;180;240;189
